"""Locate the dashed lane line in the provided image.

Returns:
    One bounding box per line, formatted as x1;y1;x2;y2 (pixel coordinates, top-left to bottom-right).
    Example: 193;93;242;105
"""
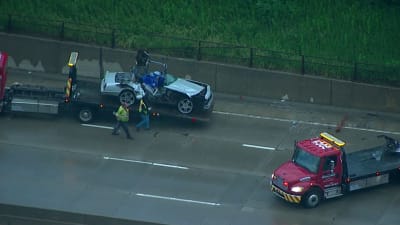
136;193;221;206
242;144;275;151
103;156;189;170
81;124;113;129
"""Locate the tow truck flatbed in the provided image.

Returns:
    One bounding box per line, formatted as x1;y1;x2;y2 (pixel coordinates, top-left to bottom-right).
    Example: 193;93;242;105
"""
347;145;400;179
1;51;212;123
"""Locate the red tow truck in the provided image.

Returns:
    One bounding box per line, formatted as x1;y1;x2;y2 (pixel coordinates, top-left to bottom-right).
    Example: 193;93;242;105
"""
270;132;400;208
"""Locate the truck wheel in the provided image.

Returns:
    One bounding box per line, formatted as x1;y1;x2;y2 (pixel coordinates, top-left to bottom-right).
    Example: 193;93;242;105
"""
302;188;322;208
119;90;135;106
78;108;93;123
177;97;193;114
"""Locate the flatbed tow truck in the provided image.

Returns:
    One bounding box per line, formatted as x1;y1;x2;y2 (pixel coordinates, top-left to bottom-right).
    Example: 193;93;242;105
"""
0;51;212;123
270;132;400;208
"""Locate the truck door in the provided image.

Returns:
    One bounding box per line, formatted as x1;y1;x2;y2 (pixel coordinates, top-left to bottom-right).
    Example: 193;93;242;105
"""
321;154;341;188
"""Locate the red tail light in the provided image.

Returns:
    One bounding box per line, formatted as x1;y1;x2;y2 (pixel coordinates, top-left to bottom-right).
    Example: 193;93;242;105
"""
376;171;380;176
283;181;289;187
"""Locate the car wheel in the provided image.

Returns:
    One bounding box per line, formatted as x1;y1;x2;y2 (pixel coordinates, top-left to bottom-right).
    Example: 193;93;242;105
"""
119;90;135;105
78;108;94;123
177;97;194;114
302;188;322;208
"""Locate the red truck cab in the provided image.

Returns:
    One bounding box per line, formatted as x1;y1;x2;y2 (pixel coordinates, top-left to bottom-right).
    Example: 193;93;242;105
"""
271;132;348;208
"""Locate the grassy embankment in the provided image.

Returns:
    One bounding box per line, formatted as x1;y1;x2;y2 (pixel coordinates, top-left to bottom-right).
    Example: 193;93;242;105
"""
0;0;399;67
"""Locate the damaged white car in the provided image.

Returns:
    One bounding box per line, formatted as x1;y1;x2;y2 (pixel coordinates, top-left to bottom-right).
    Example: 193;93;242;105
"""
100;67;213;115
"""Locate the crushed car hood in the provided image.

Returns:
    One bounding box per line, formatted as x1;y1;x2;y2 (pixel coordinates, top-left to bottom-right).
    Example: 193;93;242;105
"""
166;78;204;97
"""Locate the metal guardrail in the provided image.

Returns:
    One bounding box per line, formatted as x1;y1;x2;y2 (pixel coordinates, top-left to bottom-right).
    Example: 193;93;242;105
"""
1;14;399;87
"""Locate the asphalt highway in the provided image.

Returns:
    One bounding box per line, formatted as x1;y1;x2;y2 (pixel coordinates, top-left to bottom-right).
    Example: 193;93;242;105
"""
0;70;399;225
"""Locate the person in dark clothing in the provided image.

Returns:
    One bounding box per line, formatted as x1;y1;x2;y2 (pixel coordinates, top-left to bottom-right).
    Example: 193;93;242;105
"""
136;49;149;66
134;49;150;77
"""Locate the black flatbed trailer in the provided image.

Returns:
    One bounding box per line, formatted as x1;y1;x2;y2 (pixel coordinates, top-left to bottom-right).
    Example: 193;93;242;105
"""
67;79;119;122
71;79;212;123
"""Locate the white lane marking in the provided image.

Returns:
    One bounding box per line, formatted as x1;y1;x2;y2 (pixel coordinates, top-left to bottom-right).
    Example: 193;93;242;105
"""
81;124;113;130
136;193;221;206
152;162;188;169
213;111;400;135
103;156;189;170
242;144;275;151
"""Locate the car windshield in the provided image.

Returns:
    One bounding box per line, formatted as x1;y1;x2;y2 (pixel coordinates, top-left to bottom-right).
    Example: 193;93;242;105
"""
164;73;177;85
115;72;133;83
292;146;320;173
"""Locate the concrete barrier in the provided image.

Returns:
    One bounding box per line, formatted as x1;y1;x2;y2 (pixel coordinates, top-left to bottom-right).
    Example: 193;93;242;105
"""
1;32;399;113
332;80;400;111
0;203;165;225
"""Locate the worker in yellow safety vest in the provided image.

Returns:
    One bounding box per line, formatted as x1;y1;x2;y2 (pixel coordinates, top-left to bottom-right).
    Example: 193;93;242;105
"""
135;99;150;131
112;103;133;139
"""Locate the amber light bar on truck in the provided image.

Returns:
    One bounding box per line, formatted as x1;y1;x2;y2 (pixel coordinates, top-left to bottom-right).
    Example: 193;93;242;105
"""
320;132;345;147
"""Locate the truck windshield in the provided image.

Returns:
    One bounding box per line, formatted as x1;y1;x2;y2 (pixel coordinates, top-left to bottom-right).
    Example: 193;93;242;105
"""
292;147;320;173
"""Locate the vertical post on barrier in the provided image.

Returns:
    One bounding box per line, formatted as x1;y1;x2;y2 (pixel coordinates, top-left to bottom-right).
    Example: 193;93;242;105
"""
7;14;12;32
60;21;65;40
249;48;254;68
197;41;202;60
111;29;115;48
352;62;358;81
301;55;305;75
99;47;104;79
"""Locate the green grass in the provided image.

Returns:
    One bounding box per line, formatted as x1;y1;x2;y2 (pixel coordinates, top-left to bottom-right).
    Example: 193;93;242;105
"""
0;0;399;67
